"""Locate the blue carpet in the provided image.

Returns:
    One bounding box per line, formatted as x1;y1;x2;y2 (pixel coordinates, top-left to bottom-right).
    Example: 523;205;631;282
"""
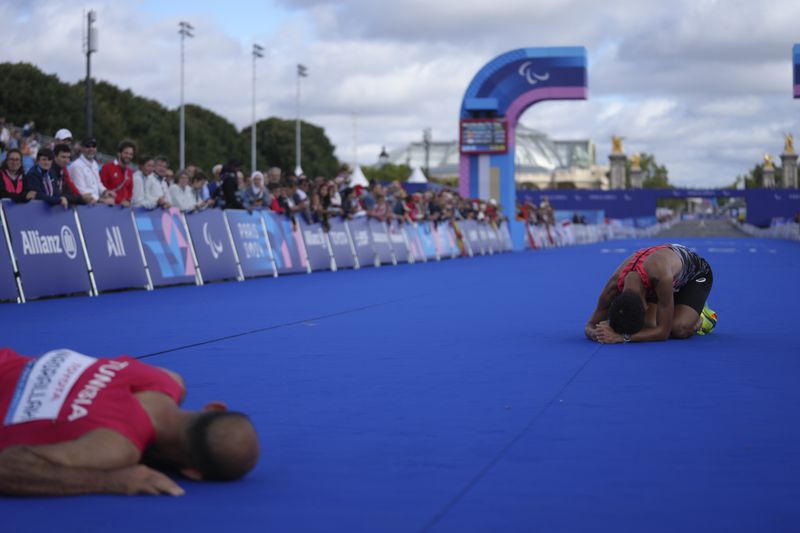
1;237;798;532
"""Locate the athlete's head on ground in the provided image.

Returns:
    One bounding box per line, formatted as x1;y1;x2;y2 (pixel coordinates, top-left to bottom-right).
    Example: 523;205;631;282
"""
608;290;645;335
185;410;260;481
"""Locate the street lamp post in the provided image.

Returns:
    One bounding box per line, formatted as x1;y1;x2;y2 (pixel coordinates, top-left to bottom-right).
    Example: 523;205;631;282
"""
423;128;432;178
84;10;98;138
178;21;194;170
251;44;264;173
295;64;308;176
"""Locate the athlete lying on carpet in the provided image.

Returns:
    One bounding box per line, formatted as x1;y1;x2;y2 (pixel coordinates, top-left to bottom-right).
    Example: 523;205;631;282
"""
585;244;717;344
0;348;259;496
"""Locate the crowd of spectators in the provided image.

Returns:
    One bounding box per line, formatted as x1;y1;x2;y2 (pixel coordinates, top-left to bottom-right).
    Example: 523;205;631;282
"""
0;121;507;230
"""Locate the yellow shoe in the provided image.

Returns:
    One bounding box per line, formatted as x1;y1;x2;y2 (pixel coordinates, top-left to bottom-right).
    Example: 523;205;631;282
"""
697;304;717;335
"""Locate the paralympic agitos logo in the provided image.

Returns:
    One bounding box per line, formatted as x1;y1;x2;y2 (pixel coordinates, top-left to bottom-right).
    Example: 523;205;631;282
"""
20;226;78;259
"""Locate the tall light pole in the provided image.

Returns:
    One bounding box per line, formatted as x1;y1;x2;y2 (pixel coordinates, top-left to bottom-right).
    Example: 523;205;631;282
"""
251;44;264;173
423;127;432;178
83;10;98;138
178;21;194;170
295;63;308;176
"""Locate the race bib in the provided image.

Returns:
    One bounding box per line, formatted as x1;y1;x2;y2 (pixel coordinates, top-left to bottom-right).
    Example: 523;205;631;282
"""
4;349;96;425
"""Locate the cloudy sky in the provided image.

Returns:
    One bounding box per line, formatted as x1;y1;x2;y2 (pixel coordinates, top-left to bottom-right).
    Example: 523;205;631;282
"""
1;0;799;187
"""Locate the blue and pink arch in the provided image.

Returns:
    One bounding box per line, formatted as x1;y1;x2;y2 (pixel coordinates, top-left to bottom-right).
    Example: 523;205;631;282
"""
459;47;587;248
794;44;800;98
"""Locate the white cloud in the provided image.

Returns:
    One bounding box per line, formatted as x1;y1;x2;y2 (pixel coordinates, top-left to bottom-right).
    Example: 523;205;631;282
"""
1;0;800;187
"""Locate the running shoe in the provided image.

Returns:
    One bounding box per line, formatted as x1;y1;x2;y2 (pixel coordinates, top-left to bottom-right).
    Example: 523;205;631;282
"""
697;304;717;335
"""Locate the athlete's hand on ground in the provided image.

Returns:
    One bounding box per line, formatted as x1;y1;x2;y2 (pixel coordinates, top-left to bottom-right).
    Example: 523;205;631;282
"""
585;324;599;341
594;322;623;344
111;465;185;496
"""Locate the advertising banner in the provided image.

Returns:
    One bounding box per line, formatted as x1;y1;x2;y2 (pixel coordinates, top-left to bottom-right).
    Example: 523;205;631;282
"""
0;202;19;300
387;220;410;264
346;217;376;268
483;223;500;253
134;208;197;287
416;221;438;260
451;220;470;257
298;219;331;272
461;220;484;256
4;200;90;299
262;211;306;274
185;209;240;282
403;222;425;263
498;221;513;251
327;217;356;269
434;223;458;260
224;210;276;278
368;219;394;265
76;205;148;292
476;223;493;254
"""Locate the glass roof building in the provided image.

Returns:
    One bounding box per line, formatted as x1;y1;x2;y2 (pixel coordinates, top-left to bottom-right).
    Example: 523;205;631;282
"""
379;125;608;189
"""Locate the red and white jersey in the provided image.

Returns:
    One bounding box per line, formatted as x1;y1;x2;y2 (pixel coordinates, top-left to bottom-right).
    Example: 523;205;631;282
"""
0;348;183;452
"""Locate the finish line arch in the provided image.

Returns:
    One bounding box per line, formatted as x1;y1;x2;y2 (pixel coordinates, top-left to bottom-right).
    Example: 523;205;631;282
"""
459;47;588;248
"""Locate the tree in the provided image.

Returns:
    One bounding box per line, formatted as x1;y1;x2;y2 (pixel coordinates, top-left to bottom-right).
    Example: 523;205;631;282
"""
362;163;412;182
249;118;338;178
625;152;672;188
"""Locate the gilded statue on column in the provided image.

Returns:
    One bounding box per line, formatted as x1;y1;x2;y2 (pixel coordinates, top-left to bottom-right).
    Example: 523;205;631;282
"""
611;136;624;154
784;134;795;155
763;153;775;170
629;153;641;169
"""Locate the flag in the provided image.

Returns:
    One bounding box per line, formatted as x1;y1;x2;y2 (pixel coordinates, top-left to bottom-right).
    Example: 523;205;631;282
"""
297;64;308;77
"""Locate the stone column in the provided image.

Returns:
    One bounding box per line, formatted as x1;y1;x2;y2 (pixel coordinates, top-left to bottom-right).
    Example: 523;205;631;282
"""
781;153;798;188
609;154;627;189
629;162;643;189
763;166;776;188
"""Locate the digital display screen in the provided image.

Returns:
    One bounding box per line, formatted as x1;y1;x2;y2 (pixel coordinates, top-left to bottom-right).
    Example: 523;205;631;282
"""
460;119;508;154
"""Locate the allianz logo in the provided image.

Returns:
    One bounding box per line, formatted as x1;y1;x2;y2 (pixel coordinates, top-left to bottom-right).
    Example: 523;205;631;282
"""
329;231;349;246
354;231;370;247
106;226;126;257
21;226;78;260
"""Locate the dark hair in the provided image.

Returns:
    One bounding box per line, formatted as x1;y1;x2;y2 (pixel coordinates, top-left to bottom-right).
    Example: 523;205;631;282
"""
1;148;23;173
608;290;645;334
139;155;154;166
36;148;54;161
53;144;71;157
154;155;169;165
187;411;257;481
118;140;137;154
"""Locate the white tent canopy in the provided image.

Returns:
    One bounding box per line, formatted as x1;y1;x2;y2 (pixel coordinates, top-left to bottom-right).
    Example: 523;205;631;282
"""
348;165;369;188
407;166;428;184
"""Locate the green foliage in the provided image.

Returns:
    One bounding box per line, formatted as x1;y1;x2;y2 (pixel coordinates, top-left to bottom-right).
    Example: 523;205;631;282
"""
250;118;338;178
625;152;672;189
732;163;784;189
362;163;412;182
0;62;338;175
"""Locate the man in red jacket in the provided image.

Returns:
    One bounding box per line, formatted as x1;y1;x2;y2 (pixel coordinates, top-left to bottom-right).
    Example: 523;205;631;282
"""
100;140;136;206
0;347;259;496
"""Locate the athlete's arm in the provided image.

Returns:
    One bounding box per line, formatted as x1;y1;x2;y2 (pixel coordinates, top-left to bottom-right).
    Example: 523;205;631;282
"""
0;430;184;496
585;274;621;340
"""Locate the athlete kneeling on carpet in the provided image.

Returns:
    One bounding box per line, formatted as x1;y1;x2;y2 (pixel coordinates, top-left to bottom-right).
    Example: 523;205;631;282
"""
0;348;259;496
585;244;717;344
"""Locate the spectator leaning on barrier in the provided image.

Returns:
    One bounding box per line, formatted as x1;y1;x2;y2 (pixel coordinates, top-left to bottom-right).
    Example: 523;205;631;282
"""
0;148;34;202
169;170;199;212
141;156;171;210
50;144;84;206
100;140;136;207
69;138;115;205
217;160;244;210
23;148;68;209
241;171;271;211
131;155;153;208
191;172;214;210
